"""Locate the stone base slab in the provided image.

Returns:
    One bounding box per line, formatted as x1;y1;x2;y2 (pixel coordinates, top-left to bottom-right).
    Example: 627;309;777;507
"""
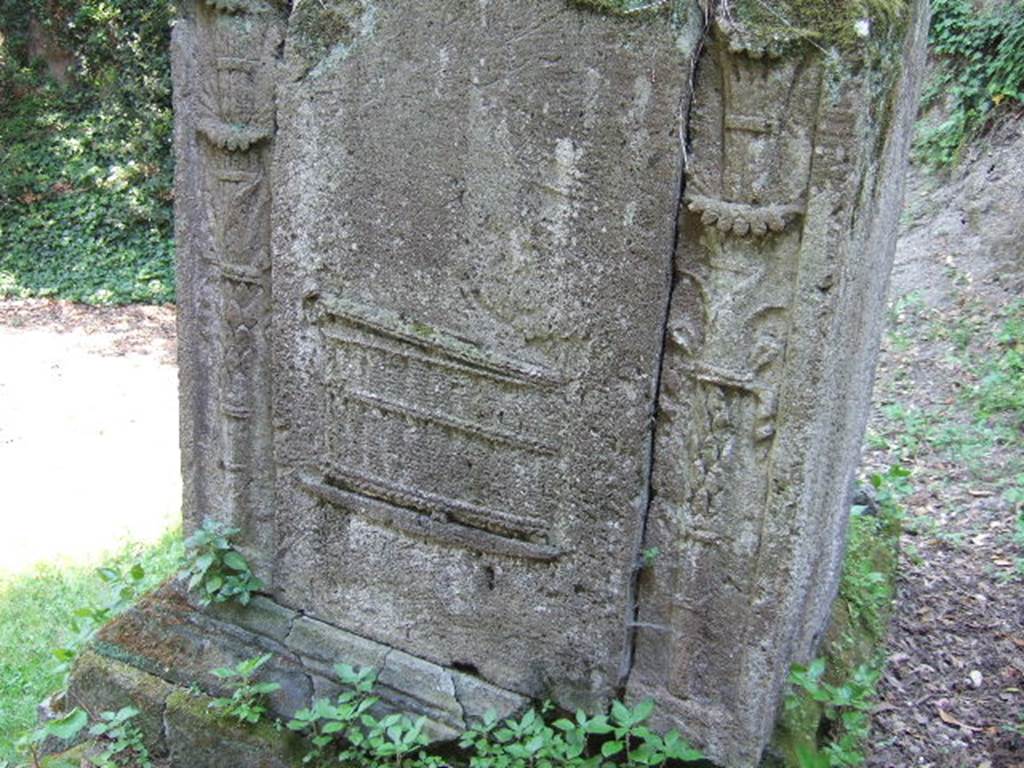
68;581;527;751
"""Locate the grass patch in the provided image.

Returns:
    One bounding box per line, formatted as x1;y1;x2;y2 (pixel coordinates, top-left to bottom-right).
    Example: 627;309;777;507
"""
871;297;1024;487
0;528;182;762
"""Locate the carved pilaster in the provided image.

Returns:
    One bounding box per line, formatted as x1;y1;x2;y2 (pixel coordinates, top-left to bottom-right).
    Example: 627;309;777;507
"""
627;16;893;764
190;0;285;562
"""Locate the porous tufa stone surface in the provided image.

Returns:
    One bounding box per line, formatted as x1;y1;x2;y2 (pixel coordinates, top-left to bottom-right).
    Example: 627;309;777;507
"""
66;0;932;765
81;582;527;741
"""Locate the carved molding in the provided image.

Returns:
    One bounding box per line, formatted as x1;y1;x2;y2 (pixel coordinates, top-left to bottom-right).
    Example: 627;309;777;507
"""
191;0;285;540
685;194;804;237
197;117;272;152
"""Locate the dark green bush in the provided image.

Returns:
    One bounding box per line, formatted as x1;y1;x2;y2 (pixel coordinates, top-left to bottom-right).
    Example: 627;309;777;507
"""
0;1;176;304
916;0;1024;168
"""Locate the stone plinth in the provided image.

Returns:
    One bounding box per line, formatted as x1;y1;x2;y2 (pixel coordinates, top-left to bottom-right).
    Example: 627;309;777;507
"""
68;1;930;765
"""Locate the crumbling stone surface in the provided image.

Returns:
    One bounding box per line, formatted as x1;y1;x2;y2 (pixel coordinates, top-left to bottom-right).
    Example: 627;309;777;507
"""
69;1;932;765
67;650;176;756
85;582;526;740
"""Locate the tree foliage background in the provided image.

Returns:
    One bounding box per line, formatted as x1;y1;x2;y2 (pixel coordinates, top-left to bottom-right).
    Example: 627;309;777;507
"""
0;0;176;304
0;0;1021;304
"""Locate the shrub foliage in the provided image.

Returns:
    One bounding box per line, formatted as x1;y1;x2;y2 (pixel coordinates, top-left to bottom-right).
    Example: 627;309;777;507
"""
0;1;176;304
916;0;1024;168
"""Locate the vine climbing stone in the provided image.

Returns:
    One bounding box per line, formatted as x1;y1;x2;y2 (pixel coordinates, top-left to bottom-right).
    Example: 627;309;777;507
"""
64;1;930;766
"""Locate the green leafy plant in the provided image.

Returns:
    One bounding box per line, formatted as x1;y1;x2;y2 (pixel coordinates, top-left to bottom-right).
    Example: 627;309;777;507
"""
916;0;1024;168
461;700;704;768
284;660;704;768
867;464;912;515
15;708;88;768
287;663;384;766
209;653;282;725
51;561;150;685
787;659;882;767
971;301;1024;432
88;707;152;768
183;519;263;606
641;547;661;568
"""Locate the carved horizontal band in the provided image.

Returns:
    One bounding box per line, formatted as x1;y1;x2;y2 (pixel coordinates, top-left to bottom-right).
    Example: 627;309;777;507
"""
679;361;756;393
321;464;549;539
218;261;265;285
300;473;560;562
686;194;804;237
198;118;272;152
346;389;558;457
312;294;564;389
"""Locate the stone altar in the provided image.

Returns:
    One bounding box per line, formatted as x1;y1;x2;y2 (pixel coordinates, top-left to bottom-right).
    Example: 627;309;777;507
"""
69;1;929;765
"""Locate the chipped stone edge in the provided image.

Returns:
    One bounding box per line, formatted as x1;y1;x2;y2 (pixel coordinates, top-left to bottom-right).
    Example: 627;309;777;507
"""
80;584;528;746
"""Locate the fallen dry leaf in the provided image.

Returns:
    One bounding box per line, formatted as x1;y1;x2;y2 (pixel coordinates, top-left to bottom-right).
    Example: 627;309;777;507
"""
937;707;983;732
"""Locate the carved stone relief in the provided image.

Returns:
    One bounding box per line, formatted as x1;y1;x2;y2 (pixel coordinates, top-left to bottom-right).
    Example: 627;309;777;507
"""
191;0;285;553
302;293;565;562
625;15;917;765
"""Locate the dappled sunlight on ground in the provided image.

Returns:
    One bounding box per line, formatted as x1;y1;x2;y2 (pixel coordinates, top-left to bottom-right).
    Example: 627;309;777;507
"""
0;301;180;574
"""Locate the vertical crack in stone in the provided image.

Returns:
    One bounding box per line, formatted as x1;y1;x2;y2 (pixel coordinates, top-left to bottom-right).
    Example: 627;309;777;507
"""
617;8;713;697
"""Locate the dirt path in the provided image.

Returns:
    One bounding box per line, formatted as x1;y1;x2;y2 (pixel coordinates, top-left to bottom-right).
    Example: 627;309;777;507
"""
0;300;180;574
863;166;1024;766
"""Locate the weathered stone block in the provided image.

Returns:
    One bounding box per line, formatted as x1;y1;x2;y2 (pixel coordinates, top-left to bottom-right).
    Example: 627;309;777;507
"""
164;689;306;768
94;583;312;718
70;0;932;765
67;650;176;756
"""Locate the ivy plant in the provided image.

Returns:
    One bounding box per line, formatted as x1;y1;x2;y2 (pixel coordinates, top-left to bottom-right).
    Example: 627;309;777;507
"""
916;0;1024;168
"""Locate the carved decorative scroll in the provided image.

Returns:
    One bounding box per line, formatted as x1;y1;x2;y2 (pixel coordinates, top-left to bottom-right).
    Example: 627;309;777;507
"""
193;1;284;542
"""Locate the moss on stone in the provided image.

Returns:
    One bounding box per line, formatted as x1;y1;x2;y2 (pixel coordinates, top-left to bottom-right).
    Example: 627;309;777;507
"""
727;0;909;50
41;741;98;768
164;688;307;767
769;508;900;766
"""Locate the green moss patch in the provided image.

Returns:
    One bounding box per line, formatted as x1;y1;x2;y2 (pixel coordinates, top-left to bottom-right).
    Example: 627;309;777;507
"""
770;470;906;767
728;0;908;49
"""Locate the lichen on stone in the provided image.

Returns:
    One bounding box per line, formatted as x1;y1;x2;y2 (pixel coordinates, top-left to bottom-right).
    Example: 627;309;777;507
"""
567;0;677;18
722;0;909;51
288;0;368;70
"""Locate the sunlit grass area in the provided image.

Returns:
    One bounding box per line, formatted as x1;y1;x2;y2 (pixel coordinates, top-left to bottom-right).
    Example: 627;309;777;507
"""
0;527;183;762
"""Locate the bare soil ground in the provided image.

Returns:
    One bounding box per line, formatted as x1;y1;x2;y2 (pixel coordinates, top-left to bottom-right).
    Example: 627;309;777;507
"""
863;167;1024;765
0;299;180;573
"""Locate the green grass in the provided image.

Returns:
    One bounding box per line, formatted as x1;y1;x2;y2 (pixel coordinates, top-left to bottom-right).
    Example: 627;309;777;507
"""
0;528;183;762
873;298;1024;487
